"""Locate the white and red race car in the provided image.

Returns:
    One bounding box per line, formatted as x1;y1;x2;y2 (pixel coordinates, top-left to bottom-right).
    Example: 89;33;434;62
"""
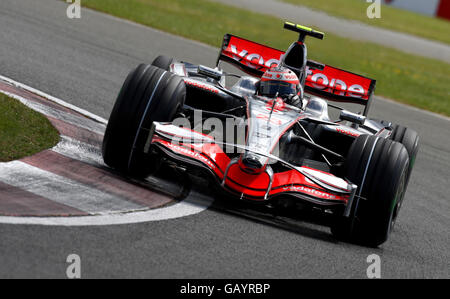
102;22;419;246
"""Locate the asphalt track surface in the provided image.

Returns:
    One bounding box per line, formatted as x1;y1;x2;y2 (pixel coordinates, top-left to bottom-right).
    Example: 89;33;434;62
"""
212;0;450;63
0;0;449;278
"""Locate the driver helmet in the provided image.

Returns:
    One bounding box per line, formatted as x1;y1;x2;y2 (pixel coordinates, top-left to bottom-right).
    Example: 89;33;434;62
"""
259;66;300;99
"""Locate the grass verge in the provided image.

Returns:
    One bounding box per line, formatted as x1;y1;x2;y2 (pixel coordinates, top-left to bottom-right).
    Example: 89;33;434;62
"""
82;0;450;116
282;0;450;45
0;93;59;162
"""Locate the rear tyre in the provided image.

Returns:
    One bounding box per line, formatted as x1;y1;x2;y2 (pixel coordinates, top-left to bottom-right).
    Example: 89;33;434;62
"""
102;64;185;177
390;125;419;186
151;55;174;71
370;119;419;187
331;135;409;246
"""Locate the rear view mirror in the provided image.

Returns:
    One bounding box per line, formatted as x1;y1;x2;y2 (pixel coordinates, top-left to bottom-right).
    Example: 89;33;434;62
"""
198;65;223;81
339;110;366;125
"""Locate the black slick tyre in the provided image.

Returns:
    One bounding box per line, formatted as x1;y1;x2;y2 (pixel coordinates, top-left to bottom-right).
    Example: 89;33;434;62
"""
102;64;185;177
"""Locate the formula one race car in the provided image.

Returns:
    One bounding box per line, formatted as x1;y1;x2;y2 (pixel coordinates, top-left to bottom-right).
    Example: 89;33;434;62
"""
102;22;419;246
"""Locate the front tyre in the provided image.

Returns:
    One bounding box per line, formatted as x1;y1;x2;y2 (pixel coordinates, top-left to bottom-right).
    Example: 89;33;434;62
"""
331;135;409;246
102;64;185;177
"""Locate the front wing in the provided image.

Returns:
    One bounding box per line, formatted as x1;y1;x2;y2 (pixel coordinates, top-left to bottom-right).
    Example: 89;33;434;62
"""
146;122;357;213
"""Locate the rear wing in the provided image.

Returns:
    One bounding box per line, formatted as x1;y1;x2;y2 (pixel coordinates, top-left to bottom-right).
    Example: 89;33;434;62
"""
217;34;284;76
217;34;376;115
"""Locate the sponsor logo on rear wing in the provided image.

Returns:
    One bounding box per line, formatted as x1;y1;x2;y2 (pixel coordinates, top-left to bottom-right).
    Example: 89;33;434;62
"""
305;65;376;104
218;34;283;76
218;34;376;105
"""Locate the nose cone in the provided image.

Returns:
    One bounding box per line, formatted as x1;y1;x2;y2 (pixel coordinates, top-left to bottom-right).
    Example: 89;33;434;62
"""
239;154;265;174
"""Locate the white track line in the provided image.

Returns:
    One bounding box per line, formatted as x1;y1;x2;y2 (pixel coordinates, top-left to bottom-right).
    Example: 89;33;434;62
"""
1;91;106;135
0;161;143;214
0;189;210;226
0;75;107;124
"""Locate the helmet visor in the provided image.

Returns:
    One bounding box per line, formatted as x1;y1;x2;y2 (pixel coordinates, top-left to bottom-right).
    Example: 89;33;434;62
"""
260;81;296;97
